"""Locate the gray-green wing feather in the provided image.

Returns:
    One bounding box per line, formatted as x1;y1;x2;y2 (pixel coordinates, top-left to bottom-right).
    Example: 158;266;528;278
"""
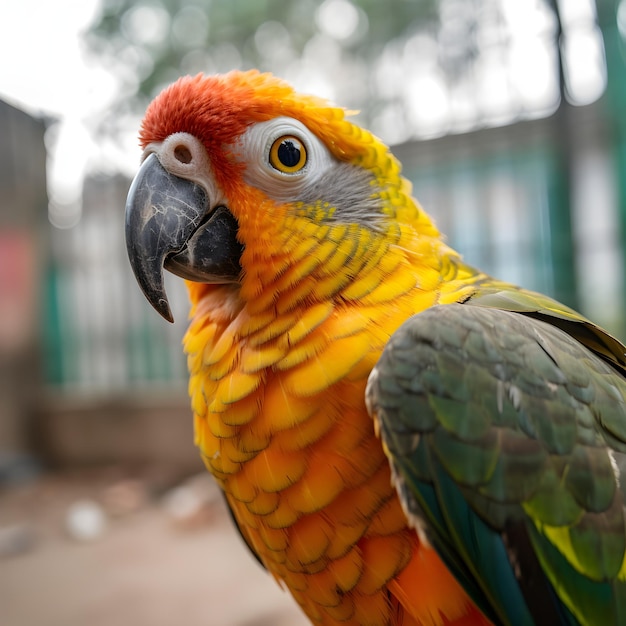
367;302;626;626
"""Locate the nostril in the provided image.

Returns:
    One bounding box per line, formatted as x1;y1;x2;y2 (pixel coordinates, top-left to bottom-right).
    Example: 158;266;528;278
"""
174;145;192;164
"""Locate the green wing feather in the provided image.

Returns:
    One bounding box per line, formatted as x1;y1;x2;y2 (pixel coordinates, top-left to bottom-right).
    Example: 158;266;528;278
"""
367;295;626;626
468;286;626;375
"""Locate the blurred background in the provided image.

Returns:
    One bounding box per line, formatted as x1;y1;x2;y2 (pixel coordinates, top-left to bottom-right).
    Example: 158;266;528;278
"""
2;0;626;624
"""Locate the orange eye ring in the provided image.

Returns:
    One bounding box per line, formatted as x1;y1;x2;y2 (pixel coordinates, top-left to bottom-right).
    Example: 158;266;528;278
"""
269;136;307;173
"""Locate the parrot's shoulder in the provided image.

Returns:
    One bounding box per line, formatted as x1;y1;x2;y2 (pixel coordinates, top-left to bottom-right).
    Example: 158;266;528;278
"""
464;283;626;376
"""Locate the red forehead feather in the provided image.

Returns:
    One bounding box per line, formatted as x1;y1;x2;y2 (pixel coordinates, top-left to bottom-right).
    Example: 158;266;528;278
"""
139;70;372;167
141;70;322;151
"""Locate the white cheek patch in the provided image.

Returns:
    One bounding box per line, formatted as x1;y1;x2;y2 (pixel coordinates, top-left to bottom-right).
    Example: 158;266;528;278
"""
232;117;337;204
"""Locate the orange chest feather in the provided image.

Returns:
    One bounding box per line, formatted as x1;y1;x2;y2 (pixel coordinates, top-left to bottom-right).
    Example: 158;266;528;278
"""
184;290;488;626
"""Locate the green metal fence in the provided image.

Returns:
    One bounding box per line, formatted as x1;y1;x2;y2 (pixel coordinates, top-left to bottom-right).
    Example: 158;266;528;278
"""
42;175;189;390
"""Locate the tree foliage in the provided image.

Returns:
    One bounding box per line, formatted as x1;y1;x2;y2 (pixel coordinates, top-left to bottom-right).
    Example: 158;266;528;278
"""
88;0;436;104
87;0;597;142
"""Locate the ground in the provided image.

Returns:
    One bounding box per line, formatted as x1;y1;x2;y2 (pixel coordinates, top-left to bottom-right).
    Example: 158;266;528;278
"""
0;469;308;626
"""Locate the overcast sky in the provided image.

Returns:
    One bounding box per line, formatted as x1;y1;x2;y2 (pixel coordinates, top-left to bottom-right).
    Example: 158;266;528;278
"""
1;0;136;220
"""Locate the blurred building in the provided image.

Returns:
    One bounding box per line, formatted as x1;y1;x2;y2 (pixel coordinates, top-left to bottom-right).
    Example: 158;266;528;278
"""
0;99;47;477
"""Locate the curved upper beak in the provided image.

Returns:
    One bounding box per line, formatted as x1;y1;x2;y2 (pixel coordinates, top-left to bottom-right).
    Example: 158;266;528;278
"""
125;153;242;322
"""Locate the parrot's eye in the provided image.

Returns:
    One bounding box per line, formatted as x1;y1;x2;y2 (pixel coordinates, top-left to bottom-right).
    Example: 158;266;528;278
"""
236;117;334;199
269;136;307;174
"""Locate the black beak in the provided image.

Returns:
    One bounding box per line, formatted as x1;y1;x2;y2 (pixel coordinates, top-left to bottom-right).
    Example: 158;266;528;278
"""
125;154;242;322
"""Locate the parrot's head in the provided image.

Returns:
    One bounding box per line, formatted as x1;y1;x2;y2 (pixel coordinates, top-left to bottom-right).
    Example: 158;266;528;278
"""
126;70;439;321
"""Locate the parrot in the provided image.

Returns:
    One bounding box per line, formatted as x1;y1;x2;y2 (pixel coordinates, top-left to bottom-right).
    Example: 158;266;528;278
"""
124;70;626;626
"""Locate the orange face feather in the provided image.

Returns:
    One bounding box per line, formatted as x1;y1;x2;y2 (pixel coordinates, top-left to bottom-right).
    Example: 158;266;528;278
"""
134;70;491;625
